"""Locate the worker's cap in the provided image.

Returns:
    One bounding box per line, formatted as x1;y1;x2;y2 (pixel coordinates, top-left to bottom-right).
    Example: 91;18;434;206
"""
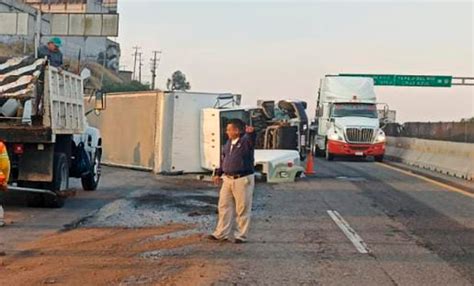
48;37;62;48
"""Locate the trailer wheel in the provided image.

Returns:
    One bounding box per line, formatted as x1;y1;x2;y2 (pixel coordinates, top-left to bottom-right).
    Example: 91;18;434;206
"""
81;151;101;191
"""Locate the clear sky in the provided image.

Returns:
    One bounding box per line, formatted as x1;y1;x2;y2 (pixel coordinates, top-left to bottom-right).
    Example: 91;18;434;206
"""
116;0;473;122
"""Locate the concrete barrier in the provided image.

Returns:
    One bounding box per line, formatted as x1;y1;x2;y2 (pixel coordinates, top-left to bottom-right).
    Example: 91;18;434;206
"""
386;137;474;181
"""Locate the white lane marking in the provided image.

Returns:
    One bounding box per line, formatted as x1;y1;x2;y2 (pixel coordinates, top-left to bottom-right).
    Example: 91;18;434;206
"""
327;210;370;254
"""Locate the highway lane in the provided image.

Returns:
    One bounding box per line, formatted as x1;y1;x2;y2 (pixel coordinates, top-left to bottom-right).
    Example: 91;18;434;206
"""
0;158;473;285
307;157;474;284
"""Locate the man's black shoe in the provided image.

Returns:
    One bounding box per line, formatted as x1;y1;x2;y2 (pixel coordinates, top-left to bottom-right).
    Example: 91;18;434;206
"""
207;234;225;241
234;238;246;244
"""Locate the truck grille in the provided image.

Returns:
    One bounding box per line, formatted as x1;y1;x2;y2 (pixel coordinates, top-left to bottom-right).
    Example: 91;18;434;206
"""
345;128;374;143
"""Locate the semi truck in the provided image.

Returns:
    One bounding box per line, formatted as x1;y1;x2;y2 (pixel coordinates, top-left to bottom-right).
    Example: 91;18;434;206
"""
312;76;386;161
0;56;104;207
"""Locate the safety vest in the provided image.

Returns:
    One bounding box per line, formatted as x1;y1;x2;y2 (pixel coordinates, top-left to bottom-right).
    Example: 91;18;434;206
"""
0;142;10;187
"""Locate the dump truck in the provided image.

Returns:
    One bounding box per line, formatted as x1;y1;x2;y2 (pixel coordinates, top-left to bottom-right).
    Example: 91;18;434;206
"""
0;56;105;207
312;76;386;161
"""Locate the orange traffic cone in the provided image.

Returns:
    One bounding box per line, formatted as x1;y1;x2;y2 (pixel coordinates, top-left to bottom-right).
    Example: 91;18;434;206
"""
305;151;316;175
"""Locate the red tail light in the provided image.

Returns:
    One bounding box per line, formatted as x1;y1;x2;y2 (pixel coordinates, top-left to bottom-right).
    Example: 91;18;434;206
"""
13;144;24;155
287;162;294;167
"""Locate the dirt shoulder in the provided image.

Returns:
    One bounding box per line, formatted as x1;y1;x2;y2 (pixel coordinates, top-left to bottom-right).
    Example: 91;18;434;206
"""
0;225;228;286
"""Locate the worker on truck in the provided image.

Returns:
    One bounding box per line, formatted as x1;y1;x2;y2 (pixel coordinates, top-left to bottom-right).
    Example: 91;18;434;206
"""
0;142;10;227
37;37;64;68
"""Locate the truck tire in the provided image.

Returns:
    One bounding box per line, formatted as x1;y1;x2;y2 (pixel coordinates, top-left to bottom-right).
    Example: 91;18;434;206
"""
300;152;307;162
20;182;47;208
43;194;65;208
26;193;45;208
315;145;324;157
374;155;384;162
26;193;65;208
81;151;101;191
325;142;334;161
44;153;68;208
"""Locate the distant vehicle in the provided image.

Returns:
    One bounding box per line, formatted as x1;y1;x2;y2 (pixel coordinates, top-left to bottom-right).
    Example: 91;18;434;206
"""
377;106;397;125
311;76;386;162
0;56;105;207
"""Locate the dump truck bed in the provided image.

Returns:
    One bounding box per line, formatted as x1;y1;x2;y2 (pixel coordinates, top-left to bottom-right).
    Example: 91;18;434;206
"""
0;125;52;143
0;56;85;142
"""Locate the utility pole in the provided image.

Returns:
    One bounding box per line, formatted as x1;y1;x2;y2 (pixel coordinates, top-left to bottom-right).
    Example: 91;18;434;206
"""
138;52;143;83
34;10;42;58
132;46;140;81
150;51;162;90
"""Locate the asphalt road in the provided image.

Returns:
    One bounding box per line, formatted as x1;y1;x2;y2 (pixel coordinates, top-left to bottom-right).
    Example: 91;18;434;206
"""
1;158;473;285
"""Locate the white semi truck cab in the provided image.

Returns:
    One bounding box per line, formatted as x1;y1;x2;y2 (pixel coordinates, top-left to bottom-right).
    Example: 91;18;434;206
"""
313;76;386;161
0;56;104;207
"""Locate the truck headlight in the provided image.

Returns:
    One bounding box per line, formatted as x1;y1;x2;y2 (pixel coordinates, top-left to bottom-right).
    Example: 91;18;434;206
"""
327;128;345;142
374;130;386;143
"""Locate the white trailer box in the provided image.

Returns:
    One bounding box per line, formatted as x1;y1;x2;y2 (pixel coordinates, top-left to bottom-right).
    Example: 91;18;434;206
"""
156;92;241;173
87;91;240;173
319;76;376;104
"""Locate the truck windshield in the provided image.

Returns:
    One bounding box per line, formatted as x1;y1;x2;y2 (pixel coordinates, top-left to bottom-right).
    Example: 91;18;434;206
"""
332;103;378;118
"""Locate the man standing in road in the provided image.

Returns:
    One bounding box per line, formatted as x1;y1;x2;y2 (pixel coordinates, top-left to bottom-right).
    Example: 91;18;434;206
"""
209;119;256;244
37;37;64;68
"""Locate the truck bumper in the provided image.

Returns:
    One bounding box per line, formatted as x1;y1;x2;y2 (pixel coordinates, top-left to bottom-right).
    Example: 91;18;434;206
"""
327;140;385;157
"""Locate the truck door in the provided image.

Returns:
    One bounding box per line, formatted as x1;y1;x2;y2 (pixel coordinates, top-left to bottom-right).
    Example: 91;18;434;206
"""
318;103;332;136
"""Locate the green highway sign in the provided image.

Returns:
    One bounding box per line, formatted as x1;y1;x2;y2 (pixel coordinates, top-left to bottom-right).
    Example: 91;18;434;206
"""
339;74;453;87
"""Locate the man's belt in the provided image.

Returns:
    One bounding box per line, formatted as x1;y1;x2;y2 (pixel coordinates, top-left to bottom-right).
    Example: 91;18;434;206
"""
224;171;254;179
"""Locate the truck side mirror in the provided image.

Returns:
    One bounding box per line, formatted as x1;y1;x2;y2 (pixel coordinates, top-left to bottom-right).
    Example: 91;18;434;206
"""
94;90;106;111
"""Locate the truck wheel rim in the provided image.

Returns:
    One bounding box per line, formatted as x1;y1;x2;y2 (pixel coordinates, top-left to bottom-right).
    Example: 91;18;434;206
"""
94;157;101;182
60;164;68;190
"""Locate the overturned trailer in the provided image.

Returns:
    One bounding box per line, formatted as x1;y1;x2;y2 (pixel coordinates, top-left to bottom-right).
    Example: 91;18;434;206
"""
88;91;305;182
